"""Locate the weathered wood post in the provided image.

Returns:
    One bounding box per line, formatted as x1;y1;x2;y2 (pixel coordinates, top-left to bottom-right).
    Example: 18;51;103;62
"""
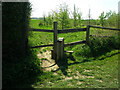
57;37;64;62
86;25;90;45
53;22;58;60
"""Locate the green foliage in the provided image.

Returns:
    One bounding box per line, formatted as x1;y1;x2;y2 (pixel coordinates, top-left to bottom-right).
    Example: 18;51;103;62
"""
47;13;53;26
106;11;118;27
43;14;46;26
77;12;82;27
53;3;70;29
99;11;118;27
72;5;82;28
2;2;43;88
99;12;106;27
2;2;31;61
73;4;78;27
73;35;119;58
3;48;42;88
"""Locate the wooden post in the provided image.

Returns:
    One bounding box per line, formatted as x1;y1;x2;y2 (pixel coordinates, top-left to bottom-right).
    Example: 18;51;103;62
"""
57;37;64;62
53;22;57;59
86;25;90;45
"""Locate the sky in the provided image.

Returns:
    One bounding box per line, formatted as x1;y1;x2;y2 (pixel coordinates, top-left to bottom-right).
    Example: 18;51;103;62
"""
29;0;120;19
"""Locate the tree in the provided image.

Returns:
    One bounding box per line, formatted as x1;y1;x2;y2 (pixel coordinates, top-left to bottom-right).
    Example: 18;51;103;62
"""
43;14;46;26
53;3;70;29
99;11;112;27
88;9;91;25
73;4;78;27
77;11;82;27
106;11;118;27
99;12;105;27
46;12;54;26
119;1;120;28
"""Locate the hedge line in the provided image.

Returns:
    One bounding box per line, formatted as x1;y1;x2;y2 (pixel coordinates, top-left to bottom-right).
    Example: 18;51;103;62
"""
2;2;31;62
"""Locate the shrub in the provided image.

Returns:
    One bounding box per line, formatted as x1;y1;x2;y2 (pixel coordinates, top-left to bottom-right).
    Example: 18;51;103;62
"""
2;2;42;88
73;35;119;58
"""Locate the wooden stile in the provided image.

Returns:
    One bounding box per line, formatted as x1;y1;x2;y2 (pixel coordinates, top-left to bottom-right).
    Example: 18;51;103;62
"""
57;37;64;61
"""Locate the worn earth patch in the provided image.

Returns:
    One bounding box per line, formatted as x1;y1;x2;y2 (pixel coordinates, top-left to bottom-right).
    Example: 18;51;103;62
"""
37;48;59;71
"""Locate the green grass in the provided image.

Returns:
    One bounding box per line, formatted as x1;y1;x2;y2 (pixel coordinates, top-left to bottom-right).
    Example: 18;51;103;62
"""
30;19;53;29
27;19;119;88
31;50;119;88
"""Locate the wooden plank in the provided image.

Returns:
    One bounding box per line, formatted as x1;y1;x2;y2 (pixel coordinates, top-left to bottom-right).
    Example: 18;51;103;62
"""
31;44;53;48
29;28;54;32
89;25;120;31
64;40;86;47
58;28;87;33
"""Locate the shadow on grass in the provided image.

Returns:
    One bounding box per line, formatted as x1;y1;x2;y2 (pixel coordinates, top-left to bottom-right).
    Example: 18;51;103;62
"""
52;49;119;76
52;53;75;76
68;50;120;66
2;49;43;88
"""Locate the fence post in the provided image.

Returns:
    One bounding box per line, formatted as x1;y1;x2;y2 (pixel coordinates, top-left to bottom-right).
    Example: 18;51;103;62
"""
53;22;58;60
86;25;90;45
57;37;64;62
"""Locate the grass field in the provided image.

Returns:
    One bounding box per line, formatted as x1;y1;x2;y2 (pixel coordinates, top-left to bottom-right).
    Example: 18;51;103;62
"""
27;19;119;88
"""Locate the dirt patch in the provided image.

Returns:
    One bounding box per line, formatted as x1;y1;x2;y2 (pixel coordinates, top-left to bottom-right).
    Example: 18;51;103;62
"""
96;80;103;83
73;75;79;79
37;48;59;71
75;71;94;79
68;83;74;86
84;69;92;72
86;76;94;78
77;81;83;85
67;69;71;73
65;76;73;80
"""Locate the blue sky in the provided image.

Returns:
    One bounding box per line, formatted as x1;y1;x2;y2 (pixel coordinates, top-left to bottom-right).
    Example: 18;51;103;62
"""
29;0;120;19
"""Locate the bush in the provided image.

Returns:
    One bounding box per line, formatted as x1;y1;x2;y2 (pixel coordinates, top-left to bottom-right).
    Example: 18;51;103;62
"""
2;2;31;62
2;2;43;88
73;35;120;58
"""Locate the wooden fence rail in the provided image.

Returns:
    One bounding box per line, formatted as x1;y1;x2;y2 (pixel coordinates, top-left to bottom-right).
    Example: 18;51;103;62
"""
57;28;87;33
29;22;120;61
64;40;86;47
29;28;54;32
89;25;120;31
29;28;87;33
31;44;53;48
